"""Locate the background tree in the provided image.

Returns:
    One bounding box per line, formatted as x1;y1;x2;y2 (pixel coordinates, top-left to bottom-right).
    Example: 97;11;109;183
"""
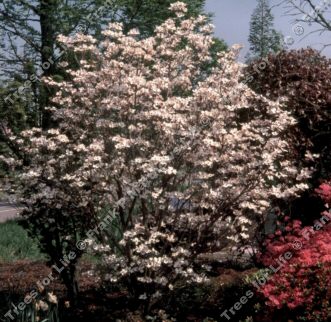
282;0;331;50
0;0;120;133
118;0;207;36
247;0;283;60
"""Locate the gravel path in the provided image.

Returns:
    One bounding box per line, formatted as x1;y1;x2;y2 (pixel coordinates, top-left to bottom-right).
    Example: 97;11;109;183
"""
0;202;21;223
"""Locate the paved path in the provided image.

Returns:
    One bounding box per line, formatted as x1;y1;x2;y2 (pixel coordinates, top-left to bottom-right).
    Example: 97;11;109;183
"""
0;202;21;223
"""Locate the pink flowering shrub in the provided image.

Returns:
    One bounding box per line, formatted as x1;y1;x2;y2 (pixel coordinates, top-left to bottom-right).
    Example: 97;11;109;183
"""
4;2;311;307
258;184;331;321
315;181;331;205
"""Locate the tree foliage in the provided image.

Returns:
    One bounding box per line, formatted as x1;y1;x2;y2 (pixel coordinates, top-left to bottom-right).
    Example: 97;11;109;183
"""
117;0;206;36
247;0;283;60
244;49;331;181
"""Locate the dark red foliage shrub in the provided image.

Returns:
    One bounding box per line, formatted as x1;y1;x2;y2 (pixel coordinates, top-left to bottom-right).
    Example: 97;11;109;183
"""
244;49;331;181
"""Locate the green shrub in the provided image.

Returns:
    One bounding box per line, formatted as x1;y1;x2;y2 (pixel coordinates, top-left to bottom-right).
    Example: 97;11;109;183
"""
0;220;44;262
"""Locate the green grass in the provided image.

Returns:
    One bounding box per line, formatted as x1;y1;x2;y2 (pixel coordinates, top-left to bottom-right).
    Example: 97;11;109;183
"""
0;219;105;265
0;220;44;262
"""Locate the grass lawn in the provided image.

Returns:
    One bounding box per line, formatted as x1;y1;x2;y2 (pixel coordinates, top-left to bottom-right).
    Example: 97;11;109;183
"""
0;220;44;262
0;220;100;264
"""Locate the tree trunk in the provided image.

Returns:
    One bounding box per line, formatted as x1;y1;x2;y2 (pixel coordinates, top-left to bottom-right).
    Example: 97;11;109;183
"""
39;0;57;129
62;263;79;306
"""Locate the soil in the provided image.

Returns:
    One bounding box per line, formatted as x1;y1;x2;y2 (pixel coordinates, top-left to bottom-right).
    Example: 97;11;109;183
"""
0;260;261;322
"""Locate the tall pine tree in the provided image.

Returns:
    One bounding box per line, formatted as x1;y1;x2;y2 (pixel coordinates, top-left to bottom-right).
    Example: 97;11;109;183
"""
247;0;282;60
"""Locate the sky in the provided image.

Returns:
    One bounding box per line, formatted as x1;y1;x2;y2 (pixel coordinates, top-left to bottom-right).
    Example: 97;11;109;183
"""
205;0;331;61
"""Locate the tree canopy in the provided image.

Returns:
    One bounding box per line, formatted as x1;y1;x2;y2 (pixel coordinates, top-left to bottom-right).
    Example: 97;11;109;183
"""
247;0;283;60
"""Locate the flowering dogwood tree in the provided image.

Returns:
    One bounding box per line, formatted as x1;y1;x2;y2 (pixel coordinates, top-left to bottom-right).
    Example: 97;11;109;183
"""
5;2;311;306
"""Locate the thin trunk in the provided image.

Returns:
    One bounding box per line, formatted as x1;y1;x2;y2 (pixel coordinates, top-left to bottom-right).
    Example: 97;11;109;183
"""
39;0;57;129
61;264;79;305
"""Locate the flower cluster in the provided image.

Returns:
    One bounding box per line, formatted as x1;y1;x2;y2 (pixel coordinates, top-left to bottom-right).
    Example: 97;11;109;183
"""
258;185;331;321
99;223;207;294
315;181;331;205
